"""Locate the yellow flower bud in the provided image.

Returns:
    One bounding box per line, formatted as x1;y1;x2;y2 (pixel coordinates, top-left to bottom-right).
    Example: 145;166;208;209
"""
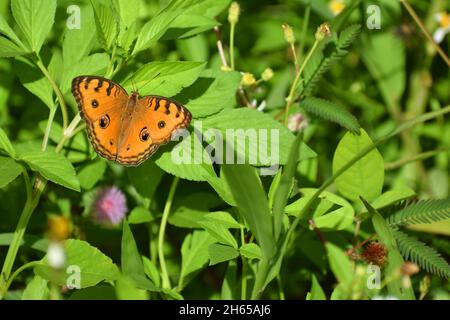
241;72;256;86
315;22;332;41
282;24;295;44
221;65;232;72
48;215;72;241
228;2;240;24
261;68;274;81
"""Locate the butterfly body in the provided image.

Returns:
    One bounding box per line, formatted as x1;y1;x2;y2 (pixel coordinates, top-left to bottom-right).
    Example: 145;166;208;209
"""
72;76;191;166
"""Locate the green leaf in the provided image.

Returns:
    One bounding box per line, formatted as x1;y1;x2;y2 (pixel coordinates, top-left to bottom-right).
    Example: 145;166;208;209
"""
0;12;24;46
361;33;405;109
22;275;49;300
128;207;154;224
332;129;384;202
91;0;118;50
115;275;149;300
208;243;239;266
0;127;16;157
113;0;139;29
0;37;27;57
142;256;161;287
14;57;54;109
387;199;450;227
201;211;241;229
123;61;206;97
222;164;275;259
362;198;415;299
326;242;353;287
77;160;106;190
11;0;56;52
18;150;80;191
203;108;316;165
179;231;215;289
306;274;326;300
61;53;109;94
198;220;238;249
301;97;360;133
34;239;120;288
121;220;145;278
155;130;216;182
0;156;22;188
239;243;262;260
286;188;354;231
62;5;96;69
272;132;302;240
69;286;117;300
393;229;450;279
176;69;241;118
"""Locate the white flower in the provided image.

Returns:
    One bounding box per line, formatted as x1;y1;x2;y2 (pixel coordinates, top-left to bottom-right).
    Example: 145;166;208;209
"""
433;12;450;43
47;242;66;269
287;113;308;132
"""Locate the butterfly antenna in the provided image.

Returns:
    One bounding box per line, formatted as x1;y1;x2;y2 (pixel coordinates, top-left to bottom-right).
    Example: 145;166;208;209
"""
137;72;162;92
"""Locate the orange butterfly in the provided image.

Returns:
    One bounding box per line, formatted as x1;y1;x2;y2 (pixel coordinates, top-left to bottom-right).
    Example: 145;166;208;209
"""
71;76;192;166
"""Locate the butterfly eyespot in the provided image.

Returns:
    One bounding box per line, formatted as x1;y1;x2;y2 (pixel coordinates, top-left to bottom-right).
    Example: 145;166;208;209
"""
99;115;110;129
140;127;150;142
158;121;166;129
91;99;99;108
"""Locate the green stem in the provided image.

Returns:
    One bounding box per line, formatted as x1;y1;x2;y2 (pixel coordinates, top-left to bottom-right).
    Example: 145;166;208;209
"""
276;275;285;300
284;39;320;124
229;22;236;70
240;225;247;299
41;107;57;151
3;261;41;294
158;177;179;289
35;58;69;130
385;148;450;170
0;178;46;299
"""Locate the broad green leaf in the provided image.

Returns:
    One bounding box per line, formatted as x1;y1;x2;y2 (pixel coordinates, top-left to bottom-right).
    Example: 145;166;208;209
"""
0;37;27;57
62;5;96;69
34;239;119;288
306;275;326;300
0;128;16;157
326;242;353;287
176;34;209;62
0;233;48;252
361;33;405;109
0;12;24;46
77;160;106;190
222;164;275;259
206;173;236;206
203;108;316;165
18;150;80;191
332;129;384;202
69;286;116;300
221;260;238;299
22;275;49;300
358;187;416;219
161;14;218;40
198;220;238;249
363;198;416;300
155;130;216;182
91;0;118;50
11;0;56;52
208;243;239;266
286;189;354;231
128;207;154;224
115;275;149;300
113;0;139;28
201;211;241;229
0;156;22;188
123;61;206;97
239;243;262;260
61;53;109;94
179;231;215;289
176;69;241;118
14;57;54;109
169;207;208;228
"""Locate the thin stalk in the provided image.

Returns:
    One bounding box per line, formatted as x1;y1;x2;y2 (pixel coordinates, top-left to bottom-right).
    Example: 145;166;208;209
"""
41;107;57;151
158;177;179;289
240;225;247;299
3;261;41;294
385;148;450;171
284;39;320;124
229;22;236;70
400;0;450;67
35;58;69;130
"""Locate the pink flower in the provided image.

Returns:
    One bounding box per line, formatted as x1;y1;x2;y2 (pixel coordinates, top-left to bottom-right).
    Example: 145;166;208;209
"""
92;186;127;226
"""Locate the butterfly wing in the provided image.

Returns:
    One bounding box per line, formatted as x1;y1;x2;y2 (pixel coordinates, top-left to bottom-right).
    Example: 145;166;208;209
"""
116;96;192;166
72;76;129;161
